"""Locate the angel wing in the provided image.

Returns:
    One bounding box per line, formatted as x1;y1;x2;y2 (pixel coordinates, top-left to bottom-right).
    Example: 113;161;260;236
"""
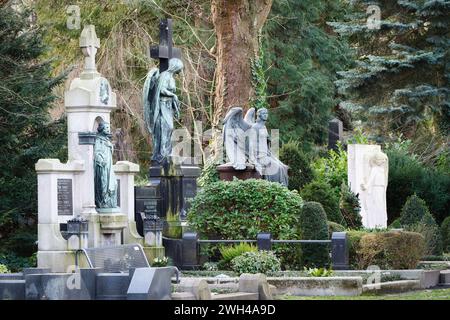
244;107;256;124
222;107;253;169
142;68;159;135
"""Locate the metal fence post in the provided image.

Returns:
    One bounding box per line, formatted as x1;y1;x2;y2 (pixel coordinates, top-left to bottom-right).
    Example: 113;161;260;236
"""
257;232;272;251
182;232;199;269
331;232;349;270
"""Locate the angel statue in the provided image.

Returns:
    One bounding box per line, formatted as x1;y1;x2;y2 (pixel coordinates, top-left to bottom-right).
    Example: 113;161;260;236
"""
143;58;184;164
222;107;253;170
222;106;289;186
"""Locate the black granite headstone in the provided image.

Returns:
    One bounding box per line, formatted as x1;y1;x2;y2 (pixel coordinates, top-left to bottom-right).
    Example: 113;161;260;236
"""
328;118;343;151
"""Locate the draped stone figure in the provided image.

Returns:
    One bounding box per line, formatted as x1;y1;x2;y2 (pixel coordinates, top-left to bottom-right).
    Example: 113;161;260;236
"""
222;107;253;170
143;58;184;163
249;108;289;186
360;150;388;228
94;121;118;209
222;106;288;186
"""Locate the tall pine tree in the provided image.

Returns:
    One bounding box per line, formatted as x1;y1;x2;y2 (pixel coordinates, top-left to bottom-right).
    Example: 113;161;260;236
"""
330;0;449;139
0;3;67;265
262;0;353;148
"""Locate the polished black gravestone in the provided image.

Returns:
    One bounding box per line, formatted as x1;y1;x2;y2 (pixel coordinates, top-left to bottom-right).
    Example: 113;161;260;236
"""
180;158;201;217
328;118;343;151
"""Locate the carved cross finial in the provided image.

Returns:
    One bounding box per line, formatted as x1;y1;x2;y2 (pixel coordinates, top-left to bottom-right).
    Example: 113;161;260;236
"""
150;18;182;72
79;25;100;72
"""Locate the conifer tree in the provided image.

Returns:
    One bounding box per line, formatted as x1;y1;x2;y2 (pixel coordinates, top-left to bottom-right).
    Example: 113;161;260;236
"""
0;3;67;263
329;0;449;138
262;0;353;147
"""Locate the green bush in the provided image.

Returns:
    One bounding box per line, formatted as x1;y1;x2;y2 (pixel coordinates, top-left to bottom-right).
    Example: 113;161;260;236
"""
231;251;281;275
400;194;429;226
389;218;402;229
188;179;303;268
304;267;334;277
327;221;346;238
0;264;9;274
339;182;362;229
298;202;330;267
356;231;425;269
441;216;450;253
197;156;219;188
151;257;169;267
300;180;345;225
0;252;36;272
312;143;347;193
219;243;257;270
400;195;443;255
386;149;450;224
279;140;314;190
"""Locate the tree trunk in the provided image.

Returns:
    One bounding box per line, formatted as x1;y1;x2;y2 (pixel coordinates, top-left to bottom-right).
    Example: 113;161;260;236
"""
211;0;273;128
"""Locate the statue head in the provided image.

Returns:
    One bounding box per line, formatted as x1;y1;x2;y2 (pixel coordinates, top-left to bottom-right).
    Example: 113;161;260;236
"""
370;151;387;167
167;58;184;74
97;120;111;135
256;108;269;122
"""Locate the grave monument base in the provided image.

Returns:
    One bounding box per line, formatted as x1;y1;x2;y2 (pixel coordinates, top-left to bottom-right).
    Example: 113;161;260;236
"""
37;251;90;273
217;164;261;182
143;246;165;264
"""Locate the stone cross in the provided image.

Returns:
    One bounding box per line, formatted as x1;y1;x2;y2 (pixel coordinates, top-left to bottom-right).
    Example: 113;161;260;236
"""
150;18;182;72
79;25;100;72
328;118;343;150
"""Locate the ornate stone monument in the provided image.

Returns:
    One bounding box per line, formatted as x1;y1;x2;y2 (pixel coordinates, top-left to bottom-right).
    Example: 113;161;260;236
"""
136;18;202;266
35;25;142;272
219;106;288;186
347;144;388;228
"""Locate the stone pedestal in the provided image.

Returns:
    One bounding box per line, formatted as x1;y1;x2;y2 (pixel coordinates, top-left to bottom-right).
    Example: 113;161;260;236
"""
148;158;184;239
84;211;128;248
217;164;261;182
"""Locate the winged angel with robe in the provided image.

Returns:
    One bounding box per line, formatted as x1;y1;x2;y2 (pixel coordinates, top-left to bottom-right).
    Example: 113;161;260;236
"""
223;107;289;186
143;58;184;163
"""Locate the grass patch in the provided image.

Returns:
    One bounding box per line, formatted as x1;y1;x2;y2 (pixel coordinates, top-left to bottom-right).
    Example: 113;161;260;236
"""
278;288;450;300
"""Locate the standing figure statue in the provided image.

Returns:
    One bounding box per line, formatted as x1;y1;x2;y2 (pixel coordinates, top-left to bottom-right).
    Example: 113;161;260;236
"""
360;151;388;228
143;58;184;163
222;106;289;186
94;121;118;209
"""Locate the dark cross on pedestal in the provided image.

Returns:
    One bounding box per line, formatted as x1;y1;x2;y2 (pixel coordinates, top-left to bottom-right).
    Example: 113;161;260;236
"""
150;18;182;72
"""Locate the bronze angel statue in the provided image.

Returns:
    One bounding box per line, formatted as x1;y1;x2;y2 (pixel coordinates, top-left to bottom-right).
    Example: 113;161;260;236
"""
143;58;184;163
223;106;289;186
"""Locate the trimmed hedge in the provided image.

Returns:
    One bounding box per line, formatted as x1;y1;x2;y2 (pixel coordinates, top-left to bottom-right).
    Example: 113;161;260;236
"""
347;230;369;269
357;231;425;269
349;230;425;269
441;216;450;253
300;180;346;225
298;202;330;267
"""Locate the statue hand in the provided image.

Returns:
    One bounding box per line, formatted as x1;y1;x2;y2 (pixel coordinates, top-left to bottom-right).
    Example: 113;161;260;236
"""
360;183;366;191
